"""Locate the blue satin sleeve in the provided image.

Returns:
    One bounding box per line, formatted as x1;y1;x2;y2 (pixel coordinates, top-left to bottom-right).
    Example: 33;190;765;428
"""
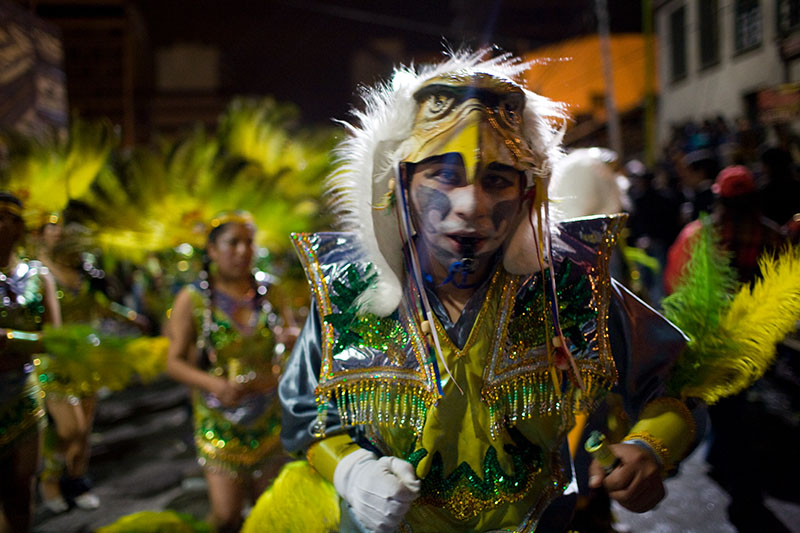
608;278;706;452
608;278;687;414
279;305;342;455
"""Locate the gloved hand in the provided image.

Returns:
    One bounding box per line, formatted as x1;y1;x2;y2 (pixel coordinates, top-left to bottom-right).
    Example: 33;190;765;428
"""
333;448;421;533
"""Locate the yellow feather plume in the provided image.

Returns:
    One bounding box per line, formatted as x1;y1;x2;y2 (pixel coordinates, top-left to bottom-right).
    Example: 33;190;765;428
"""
241;460;340;533
78;98;335;260
681;246;800;403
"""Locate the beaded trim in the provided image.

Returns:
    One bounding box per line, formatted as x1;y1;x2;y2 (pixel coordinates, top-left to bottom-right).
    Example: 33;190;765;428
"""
292;233;440;438
323;380;436;437
624;431;671;471
482;368;614;439
592;213;627;386
195;435;281;473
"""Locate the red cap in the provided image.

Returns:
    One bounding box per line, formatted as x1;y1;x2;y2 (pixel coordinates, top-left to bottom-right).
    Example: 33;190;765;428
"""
712;165;756;197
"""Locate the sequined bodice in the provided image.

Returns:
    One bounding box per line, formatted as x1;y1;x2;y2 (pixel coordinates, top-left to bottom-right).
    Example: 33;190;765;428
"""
0;261;46;333
188;283;277;381
55;278;98;325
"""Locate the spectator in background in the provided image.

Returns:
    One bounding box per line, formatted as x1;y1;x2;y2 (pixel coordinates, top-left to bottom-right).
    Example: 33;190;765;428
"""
626;160;682;303
676;149;718;226
733;116;763;166
664;165;791;532
769;122;800;167
710;115;736;166
664;165;784;294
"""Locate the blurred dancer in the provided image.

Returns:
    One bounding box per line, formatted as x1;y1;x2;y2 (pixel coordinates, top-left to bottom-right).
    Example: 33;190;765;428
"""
166;212;284;533
35;217;136;513
0;193;61;532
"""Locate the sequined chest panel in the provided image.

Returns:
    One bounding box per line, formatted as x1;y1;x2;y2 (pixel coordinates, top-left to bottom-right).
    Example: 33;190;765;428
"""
187;282;282;475
291;215;624;440
1;261;46;453
188;283;277;380
0;261;46;334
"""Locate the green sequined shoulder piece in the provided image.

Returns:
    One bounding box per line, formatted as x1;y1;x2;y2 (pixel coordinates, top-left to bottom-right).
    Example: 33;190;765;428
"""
323;263;409;358
507;260;596;357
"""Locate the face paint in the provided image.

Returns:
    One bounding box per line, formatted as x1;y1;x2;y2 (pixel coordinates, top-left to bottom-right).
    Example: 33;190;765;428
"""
408;155;523;280
491;198;520;233
416;185;452;225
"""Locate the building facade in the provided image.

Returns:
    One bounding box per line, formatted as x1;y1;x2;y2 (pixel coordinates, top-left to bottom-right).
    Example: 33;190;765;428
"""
654;0;796;146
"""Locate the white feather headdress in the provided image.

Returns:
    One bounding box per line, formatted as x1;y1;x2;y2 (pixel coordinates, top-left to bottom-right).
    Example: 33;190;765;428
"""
326;49;568;316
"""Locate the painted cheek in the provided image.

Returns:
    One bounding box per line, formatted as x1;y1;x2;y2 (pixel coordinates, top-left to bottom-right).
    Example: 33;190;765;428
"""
415;186;452;229
491;198;520;232
425;210;441;230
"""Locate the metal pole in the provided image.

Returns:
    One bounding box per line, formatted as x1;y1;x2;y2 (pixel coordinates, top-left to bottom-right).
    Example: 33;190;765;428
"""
643;0;657;167
594;0;623;159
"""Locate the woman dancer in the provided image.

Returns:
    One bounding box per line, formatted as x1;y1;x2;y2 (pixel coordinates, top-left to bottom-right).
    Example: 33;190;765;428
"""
166;212;283;533
35;217;116;512
0;192;61;532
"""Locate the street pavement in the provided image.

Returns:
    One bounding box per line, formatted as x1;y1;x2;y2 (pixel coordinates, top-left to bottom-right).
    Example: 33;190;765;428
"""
33;379;208;533
32;378;800;532
614;441;800;533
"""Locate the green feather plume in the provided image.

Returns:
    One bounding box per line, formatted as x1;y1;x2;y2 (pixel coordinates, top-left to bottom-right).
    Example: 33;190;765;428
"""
662;220;800;403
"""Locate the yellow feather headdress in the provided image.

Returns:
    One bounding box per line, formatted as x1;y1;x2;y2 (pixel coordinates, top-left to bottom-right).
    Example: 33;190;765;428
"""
77;98;336;259
0;118;116;228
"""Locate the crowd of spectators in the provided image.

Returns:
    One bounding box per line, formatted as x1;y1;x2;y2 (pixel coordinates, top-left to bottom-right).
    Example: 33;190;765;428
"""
623;116;800;304
619;116;800;533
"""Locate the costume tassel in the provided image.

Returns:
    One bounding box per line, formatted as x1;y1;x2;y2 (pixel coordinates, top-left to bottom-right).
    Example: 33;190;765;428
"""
394;168;462;396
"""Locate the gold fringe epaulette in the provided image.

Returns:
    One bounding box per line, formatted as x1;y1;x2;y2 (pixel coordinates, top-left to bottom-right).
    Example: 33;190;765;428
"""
483;369;613;438
313;378;438;438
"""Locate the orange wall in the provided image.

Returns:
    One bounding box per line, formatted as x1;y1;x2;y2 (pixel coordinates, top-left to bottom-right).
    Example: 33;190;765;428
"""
522;34;657;120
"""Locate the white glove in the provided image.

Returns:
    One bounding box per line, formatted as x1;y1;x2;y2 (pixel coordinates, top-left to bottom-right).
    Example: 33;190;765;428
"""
333;448;421;533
